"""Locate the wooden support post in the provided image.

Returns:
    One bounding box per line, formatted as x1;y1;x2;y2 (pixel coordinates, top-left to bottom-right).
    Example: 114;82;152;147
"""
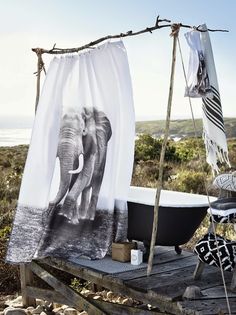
193;260;205;280
20;264;36;307
147;24;180;276
230;268;236;292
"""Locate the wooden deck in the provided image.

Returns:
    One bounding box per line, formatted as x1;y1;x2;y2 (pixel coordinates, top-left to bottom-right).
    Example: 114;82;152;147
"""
23;247;236;314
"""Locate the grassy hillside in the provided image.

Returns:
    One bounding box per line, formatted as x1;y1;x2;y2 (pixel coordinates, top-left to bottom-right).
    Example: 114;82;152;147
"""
136;117;236;138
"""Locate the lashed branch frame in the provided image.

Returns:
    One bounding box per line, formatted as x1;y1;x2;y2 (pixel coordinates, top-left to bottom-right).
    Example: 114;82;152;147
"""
30;16;228;276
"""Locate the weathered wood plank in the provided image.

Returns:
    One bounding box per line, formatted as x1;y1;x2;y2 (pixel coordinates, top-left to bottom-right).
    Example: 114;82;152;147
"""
177;297;236;315
201;285;236;299
30;261;106;315
43;257;108;280
39;248;236;315
149;266;233;301
114;255;196;281
127;264;232;291
26;285;168;315
20;264;36;307
193;260;205;280
231;268;236;292
41;257;179;312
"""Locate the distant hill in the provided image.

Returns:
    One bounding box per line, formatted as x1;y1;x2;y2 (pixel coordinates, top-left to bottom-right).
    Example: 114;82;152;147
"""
136;117;236;139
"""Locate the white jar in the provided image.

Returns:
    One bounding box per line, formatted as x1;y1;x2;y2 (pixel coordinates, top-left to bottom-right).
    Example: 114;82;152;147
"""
131;249;143;265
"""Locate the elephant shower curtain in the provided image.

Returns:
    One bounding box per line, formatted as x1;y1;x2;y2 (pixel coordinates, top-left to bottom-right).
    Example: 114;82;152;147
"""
7;41;135;263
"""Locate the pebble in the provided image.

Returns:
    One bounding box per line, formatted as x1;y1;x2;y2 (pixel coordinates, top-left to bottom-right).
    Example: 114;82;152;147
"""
4;308;27;315
5;297;23;308
63;308;77;315
32;306;45;314
26;307;34;313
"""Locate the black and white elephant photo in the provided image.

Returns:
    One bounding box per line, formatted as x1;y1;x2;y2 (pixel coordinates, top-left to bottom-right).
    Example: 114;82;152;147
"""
49;106;112;224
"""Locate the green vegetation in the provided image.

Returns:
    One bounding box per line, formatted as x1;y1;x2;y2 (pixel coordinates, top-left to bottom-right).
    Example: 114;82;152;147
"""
0;145;28;294
1;135;236;294
136;117;236;138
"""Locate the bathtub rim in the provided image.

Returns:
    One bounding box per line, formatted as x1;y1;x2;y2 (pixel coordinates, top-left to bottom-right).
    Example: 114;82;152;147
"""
128;186;217;208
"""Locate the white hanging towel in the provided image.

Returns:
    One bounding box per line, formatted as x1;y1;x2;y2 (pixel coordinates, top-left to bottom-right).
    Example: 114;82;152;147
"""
6;41;135;263
185;25;230;174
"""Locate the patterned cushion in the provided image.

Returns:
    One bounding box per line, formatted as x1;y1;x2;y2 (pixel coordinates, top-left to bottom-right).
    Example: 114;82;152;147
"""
194;233;236;272
210;212;236;223
213;173;236;192
208;197;236;223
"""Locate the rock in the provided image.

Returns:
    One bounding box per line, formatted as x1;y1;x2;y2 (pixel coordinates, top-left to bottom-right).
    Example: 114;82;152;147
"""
183;285;203;300
106;291;114;300
4;308;28;315
85;293;96;299
39;312;47;315
80;289;90;297
5;297;23;308
63;308;77;315
26;307;34;313
32;306;45;314
3;296;16;307
35;300;44;307
116;296;122;304
92;296;102;301
121;298;132;305
52;308;62;314
60;306;68;311
78;312;88;315
3;307;14;313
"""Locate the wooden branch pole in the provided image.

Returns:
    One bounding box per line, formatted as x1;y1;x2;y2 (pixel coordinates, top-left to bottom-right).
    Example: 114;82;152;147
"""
31;17;228;56
20;264;36;307
147;24;180;276
35;52;41;113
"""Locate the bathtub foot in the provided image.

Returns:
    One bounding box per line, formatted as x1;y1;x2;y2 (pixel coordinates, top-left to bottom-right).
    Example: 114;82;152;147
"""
175;245;182;255
143;240;150;262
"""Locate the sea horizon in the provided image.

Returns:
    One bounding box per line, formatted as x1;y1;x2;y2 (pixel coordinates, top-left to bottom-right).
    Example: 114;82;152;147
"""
0;128;32;147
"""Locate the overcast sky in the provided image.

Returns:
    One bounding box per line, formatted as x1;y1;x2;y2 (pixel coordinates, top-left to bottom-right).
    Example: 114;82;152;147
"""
0;0;236;124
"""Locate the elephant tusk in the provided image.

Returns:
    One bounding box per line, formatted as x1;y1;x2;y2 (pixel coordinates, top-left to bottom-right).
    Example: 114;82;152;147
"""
69;153;84;174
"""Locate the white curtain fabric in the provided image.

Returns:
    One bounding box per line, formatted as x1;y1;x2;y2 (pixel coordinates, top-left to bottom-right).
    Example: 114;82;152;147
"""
185;25;230;174
6;41;135;263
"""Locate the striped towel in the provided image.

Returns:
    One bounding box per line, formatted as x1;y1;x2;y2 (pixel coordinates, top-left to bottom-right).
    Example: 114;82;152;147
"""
185;25;230;174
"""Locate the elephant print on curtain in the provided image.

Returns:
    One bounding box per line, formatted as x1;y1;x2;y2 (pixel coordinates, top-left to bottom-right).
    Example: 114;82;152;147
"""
6;41;135;263
49;106;112;224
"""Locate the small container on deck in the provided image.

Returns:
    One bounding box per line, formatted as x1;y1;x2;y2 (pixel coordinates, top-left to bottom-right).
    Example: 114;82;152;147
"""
131;249;143;265
112;242;136;262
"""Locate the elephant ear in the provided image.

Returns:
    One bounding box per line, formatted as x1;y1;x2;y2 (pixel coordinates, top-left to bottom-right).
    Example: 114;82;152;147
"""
93;108;112;142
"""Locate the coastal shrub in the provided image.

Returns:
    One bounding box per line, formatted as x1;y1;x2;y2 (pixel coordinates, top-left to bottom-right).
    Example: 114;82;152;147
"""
132;160;173;188
175;138;205;162
135;134;180;162
168;170;206;194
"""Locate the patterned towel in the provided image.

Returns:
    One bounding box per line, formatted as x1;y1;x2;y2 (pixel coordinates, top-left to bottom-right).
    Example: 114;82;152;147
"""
185;25;230;174
194;233;236;271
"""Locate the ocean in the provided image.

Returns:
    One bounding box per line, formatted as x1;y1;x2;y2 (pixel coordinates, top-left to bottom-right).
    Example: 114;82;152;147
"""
0;129;32;147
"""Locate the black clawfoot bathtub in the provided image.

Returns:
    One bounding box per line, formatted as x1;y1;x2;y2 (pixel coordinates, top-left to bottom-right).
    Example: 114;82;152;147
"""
127;186;216;257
